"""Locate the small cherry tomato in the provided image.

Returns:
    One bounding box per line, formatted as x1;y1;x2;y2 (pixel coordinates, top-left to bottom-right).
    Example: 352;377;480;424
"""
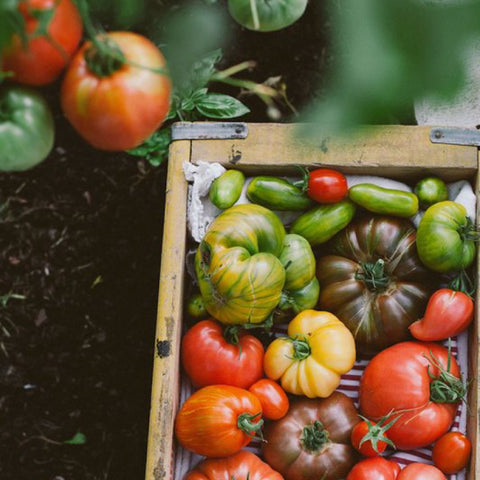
432;432;472;474
347;457;400;480
351;415;397;457
248;379;289;420
306;168;348;204
397;463;446;480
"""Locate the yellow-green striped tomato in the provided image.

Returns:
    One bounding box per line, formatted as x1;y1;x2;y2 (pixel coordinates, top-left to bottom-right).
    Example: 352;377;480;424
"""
195;204;318;325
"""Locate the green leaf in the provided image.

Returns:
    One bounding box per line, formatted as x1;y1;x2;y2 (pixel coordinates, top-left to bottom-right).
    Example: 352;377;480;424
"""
188;49;223;91
126;128;171;167
195;93;250;119
228;0;307;32
0;0;26;52
304;0;480;135
64;432;87;445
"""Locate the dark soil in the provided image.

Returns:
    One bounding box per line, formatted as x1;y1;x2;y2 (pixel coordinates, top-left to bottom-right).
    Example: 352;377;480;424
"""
0;3;335;480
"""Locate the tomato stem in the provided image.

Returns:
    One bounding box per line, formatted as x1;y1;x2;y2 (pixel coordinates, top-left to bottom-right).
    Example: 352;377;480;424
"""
355;259;390;291
290;336;311;360
458;216;480;242
427;340;468;403
301;421;330;453
237;412;264;440
449;269;476;297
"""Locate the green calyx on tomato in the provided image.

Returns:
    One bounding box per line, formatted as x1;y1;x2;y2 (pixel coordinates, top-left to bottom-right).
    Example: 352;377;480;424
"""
291;337;311;360
237;411;264;439
300;421;330;453
355;259;390;291
0;86;55;171
357;414;398;453
427;344;467;404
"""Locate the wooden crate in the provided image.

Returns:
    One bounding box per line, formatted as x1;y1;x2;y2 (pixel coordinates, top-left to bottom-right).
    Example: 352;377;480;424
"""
145;123;480;480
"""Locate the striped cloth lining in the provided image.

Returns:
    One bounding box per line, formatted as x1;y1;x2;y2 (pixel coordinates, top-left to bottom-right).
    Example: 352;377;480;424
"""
173;331;469;480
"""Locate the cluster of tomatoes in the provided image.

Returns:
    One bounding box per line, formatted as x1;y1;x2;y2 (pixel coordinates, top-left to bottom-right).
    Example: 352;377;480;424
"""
174;168;475;480
1;0;171;170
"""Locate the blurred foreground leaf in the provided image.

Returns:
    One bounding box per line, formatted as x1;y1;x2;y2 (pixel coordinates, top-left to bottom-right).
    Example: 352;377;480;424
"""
304;0;480;135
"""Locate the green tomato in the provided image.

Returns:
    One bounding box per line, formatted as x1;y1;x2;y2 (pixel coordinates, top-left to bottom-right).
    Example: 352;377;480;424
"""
290;200;357;247
228;0;308;32
209;170;245;209
349;183;419;218
186;293;208;318
414;176;448;209
0;86;55;171
416;201;476;273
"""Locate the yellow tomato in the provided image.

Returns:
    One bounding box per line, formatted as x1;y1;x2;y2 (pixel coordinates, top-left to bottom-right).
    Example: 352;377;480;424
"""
264;310;356;398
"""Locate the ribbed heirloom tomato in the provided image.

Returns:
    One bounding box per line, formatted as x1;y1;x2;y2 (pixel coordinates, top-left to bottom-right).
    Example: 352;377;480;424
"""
2;0;83;85
185;451;284;480
360;342;463;450
175;385;263;457
61;31;171;151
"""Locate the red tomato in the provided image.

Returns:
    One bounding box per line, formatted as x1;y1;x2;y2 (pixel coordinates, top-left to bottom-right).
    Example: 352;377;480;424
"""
174;385;263;457
307;169;348;203
185;451;284;480
397;463;446;480
360;342;462;450
409;288;473;341
61;31;171;151
351;416;396;457
181;319;264;389
347;457;400;480
432;432;472;474
2;0;83;85
249;379;289;420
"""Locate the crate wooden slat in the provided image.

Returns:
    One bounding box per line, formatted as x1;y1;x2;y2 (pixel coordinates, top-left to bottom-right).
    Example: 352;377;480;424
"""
145;123;479;480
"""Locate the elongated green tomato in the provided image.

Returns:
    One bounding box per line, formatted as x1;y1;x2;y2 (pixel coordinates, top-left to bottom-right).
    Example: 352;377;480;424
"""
247;176;313;211
0;87;54;171
348;184;419;217
228;0;308;32
277;234;319;315
209;170;245;209
417;201;476;273
290;200;356;247
414;176;448;209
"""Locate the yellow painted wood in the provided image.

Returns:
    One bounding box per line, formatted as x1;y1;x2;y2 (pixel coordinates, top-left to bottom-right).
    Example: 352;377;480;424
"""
146;123;479;480
145;140;190;480
191;123;478;180
467;152;480;480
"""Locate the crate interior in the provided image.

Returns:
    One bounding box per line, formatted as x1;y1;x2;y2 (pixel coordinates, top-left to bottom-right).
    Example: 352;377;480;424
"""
170;159;479;480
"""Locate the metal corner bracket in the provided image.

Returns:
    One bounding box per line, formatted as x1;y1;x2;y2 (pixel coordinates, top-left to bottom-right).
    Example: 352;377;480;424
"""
430;127;480;147
171;122;248;141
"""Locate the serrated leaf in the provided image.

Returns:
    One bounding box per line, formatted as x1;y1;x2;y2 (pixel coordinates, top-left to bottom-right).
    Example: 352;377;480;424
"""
195;93;250;119
64;432;87;445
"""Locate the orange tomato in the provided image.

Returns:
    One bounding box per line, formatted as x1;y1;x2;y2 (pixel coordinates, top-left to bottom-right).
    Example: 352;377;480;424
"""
61;31;171;151
3;0;83;85
249;379;289;420
175;385;263;457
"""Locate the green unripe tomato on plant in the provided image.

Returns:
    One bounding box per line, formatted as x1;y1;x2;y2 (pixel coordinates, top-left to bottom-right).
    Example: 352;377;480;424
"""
0;86;55;171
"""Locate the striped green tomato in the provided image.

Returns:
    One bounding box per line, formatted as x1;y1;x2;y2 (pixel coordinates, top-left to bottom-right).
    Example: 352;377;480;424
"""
417;201;476;273
195;204;319;325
